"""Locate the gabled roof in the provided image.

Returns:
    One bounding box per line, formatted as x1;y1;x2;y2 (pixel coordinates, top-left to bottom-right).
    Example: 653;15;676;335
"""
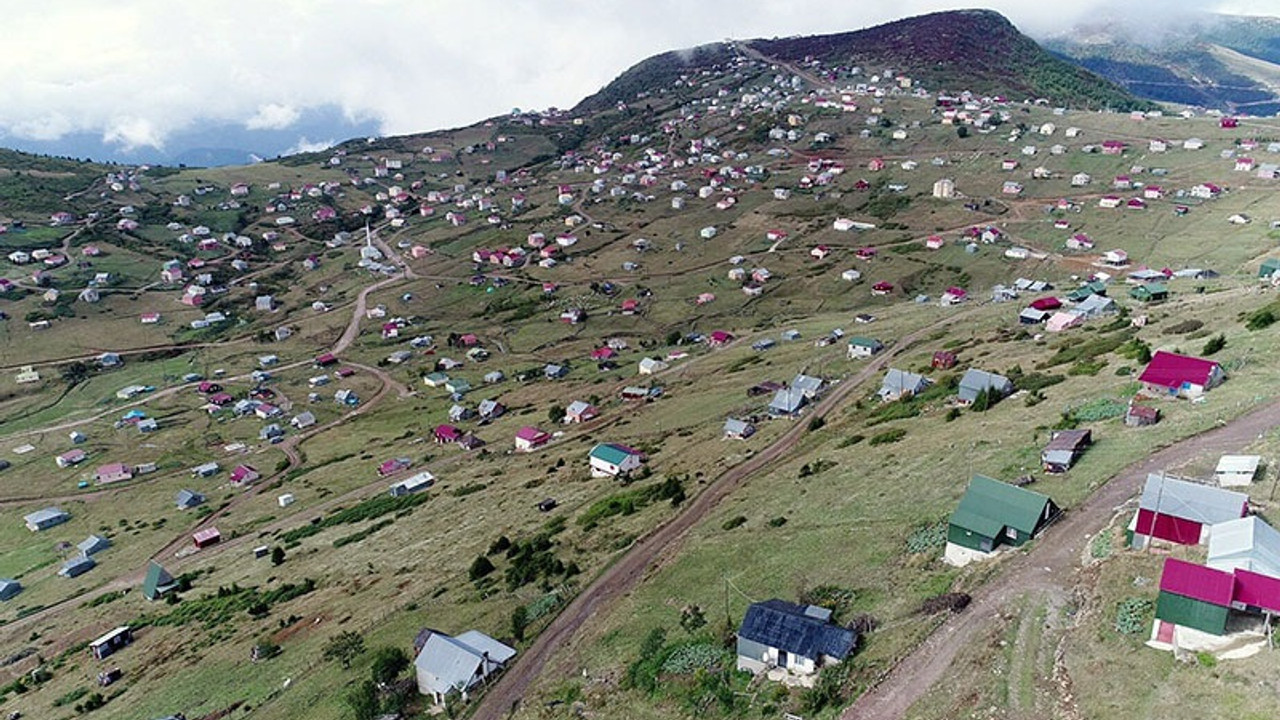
738;599;856;662
1158;557;1234;606
415;631;515;696
950;474;1054;539
1138;474;1248;525
142;561;177;600
77;534;111;556
957;369;1012;402
1044;429;1091;453
879;369;929;396
1207;516;1280;578
1138;351;1220;389
589;443;640;465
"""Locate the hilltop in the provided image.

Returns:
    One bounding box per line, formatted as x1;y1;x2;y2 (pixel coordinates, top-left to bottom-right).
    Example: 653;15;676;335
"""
579;10;1154;114
1045;12;1280;114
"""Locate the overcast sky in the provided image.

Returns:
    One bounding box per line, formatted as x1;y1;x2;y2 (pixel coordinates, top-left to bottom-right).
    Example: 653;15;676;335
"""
0;0;1273;152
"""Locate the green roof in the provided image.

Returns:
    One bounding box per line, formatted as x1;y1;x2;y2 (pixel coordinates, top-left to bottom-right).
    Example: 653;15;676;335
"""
589;443;638;466
142;561;177;600
1130;283;1168;300
1155;590;1229;635
950;474;1054;541
1260;258;1280;277
848;336;881;348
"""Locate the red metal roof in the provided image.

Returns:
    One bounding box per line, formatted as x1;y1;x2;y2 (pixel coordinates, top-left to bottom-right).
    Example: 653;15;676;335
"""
1159;557;1234;606
1138;351;1219;390
1234;568;1280;613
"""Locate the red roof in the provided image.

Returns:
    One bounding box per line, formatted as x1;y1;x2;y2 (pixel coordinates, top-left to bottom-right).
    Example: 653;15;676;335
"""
1234;568;1280;613
315;353;337;365
1030;297;1061;311
434;424;463;441
1138;351;1220;390
192;527;222;545
1159;557;1234;606
515;426;549;442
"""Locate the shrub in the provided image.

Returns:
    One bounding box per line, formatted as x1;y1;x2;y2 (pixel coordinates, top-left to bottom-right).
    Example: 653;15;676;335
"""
1114;597;1153;634
1202;333;1226;356
1247;308;1276;331
722;515;747;531
920;592;971;614
807;416;826;431
906;521;948;553
869;428;907;446
767;516;788;528
322;630;366;669
468;555;495;581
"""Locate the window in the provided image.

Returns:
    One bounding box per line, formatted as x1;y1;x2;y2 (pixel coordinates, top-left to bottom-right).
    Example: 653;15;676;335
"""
1005;527;1018;540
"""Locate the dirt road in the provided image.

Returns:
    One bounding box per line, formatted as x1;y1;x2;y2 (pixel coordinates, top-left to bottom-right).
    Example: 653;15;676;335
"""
843;398;1280;720
470;315;962;720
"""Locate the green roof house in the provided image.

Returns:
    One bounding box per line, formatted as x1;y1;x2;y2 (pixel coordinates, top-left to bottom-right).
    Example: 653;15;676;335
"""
1129;283;1168;303
142;561;178;600
847;336;884;359
1260;258;1280;279
945;475;1060;566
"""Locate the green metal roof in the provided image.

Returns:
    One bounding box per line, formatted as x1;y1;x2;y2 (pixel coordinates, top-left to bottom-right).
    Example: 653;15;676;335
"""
589;443;638;466
949;474;1054;540
142;561;176;600
848;336;881;348
1155;590;1229;635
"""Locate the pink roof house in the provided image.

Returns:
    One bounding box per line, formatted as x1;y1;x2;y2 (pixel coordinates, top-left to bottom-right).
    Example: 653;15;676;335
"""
515;426;551;452
95;462;133;484
229;465;260;486
434;424;463;444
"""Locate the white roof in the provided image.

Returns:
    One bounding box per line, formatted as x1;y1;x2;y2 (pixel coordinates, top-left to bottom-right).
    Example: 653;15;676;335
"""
415;630;514;696
1215;455;1261;477
1138;473;1248;525
1208;516;1280;578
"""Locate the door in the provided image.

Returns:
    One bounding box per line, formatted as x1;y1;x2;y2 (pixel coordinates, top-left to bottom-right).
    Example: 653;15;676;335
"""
777;650;789;669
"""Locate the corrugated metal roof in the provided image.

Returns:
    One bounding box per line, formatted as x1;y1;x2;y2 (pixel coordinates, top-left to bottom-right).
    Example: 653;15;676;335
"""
950;474;1055;540
1233;568;1280;613
1138;351;1219;389
1207;516;1280;578
1215;455;1260;478
738;599;856;661
957;369;1012;403
1138;474;1248;525
1158;557;1234;606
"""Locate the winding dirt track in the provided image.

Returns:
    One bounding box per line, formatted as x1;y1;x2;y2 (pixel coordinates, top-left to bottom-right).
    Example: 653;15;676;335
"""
844;398;1280;719
471;314;961;720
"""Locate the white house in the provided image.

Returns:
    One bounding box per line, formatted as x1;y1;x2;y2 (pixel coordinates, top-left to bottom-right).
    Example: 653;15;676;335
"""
414;630;516;705
587;443;645;477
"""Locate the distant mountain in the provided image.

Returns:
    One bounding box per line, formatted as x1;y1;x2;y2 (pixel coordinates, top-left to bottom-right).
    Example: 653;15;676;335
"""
0;105;380;168
1043;13;1280;115
577;9;1153;114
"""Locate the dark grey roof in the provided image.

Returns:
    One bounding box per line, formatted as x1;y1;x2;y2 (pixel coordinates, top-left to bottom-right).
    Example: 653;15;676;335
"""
738;599;856;662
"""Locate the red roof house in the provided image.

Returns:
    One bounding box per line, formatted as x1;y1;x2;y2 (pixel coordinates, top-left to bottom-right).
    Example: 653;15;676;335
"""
192;527;221;548
1159;557;1235;606
708;330;734;346
1137;351;1225;398
515;426;551;452
314;353;338;367
1029;297;1061;311
434;424;463;444
229;465;259;486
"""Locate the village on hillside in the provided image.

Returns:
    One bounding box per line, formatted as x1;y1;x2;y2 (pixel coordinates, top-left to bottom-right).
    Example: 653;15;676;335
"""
2;19;1280;720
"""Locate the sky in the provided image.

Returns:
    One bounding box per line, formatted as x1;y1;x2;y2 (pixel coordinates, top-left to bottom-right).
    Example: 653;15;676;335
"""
0;0;1275;156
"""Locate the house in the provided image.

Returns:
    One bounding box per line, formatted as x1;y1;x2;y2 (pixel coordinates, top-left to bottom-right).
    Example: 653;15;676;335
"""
723;418;755;440
1130;474;1248;547
1207;516;1280;576
957;369;1013;405
95;462;134;484
945;475;1061;566
1045;311;1083;332
77;534;111;557
389;471;435;497
847;336;883;359
191;461;220;477
544;364;568;380
1129;283;1168;303
564;400;599;424
736;599;856;679
1070;172;1091;187
1138;351;1225;398
932;178;955;199
1124;402;1160;427
1214;455;1262;487
638;357;668;375
89;626;133;660
588;443;645;477
57;449;88;468
434;424;463;444
25;506;69;531
414;629;516;705
1073;294;1117;318
291;411;316;429
515;426;551;452
0;579;22;602
175;489;205;509
192;527;222;548
229;465;259;487
768;388;809;417
60;556;96;578
1041;429;1092;473
876;368;928;402
142;561;177;600
1153;557;1236;638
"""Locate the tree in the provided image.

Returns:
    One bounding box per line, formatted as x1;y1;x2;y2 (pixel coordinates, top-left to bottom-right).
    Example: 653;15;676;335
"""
547;404;566;424
970;388;991;412
468;554;495;581
1202;333;1227;356
511;605;530;642
271;546;286;566
956;125;970;139
369;645;410;686
343;680;380;720
323;630;366;669
680;604;707;634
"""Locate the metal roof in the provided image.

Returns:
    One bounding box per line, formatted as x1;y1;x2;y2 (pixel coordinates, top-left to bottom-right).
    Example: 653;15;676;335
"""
1138;474;1248;525
1158;557;1234;606
738;599;856;662
1207;516;1280;578
414;631;514;697
950;474;1055;539
958;369;1012;402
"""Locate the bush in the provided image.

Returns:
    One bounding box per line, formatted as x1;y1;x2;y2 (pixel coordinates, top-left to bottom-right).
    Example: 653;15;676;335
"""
722;515;747;531
270;546;285;566
1202;333;1226;356
906;521;947;553
807;416;826;431
920;592;971;614
1247;308;1276;331
1114;597;1153;634
322;630;366;669
767;516;788;528
469;555;496;581
869;428;907;446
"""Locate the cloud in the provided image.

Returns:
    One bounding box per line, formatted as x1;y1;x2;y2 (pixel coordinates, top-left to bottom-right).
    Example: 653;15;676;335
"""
0;0;1264;152
283;136;336;156
246;103;301;131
